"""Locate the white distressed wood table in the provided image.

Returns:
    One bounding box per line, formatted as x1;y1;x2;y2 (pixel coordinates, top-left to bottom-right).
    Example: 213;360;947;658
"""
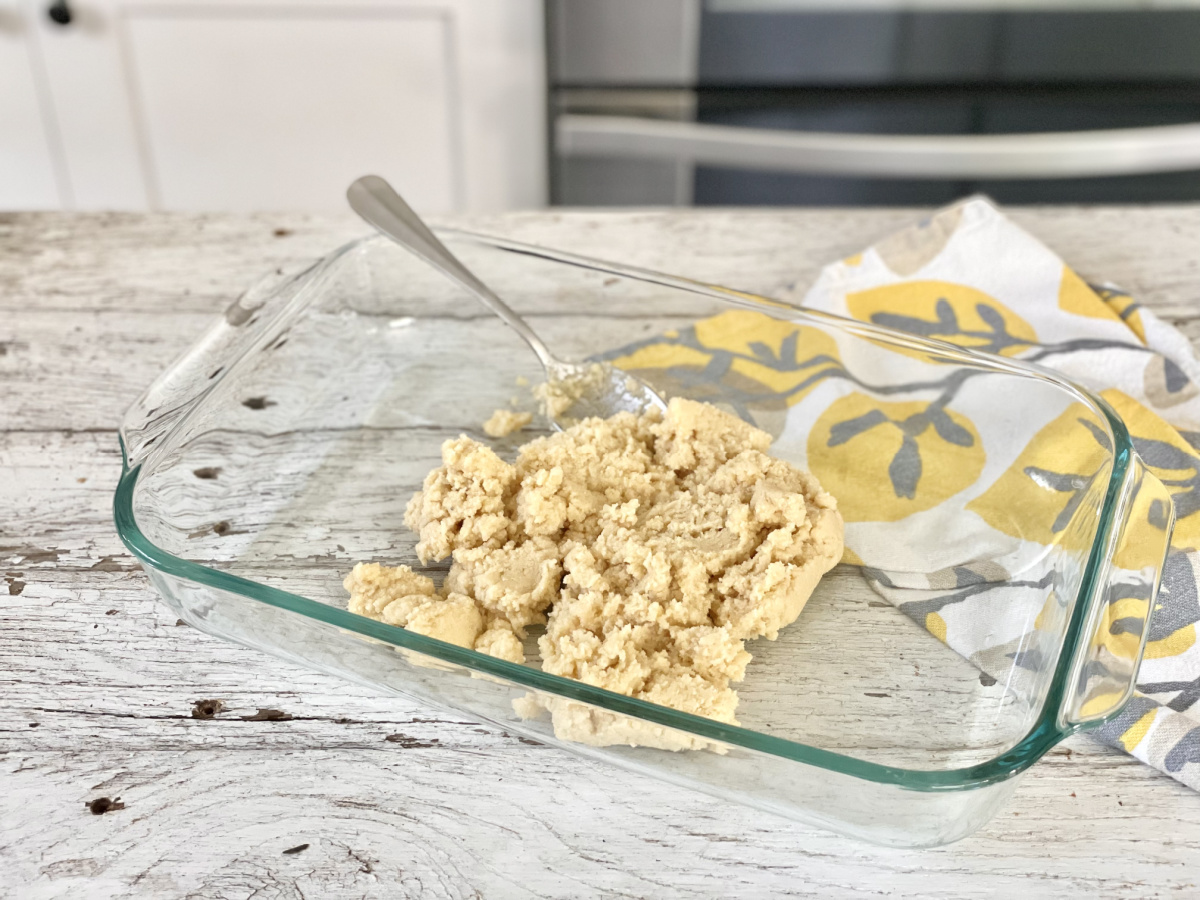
2;207;1199;899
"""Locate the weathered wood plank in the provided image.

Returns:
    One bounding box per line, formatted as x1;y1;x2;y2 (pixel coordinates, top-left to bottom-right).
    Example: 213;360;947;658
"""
2;742;1196;900
3;207;1198;315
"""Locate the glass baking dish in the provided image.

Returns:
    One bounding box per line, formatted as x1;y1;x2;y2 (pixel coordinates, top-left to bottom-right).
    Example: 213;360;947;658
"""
114;230;1172;847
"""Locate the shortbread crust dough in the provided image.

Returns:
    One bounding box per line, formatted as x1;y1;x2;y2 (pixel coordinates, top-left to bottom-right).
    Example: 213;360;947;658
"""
346;398;843;748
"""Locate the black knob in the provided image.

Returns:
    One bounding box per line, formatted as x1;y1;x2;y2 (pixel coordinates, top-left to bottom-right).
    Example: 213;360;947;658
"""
47;1;72;25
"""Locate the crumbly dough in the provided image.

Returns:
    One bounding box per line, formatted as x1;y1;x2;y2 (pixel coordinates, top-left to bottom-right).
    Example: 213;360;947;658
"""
345;398;843;750
482;409;533;438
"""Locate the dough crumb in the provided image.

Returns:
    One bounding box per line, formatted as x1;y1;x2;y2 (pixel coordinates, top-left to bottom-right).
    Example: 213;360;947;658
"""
482;408;533;438
532;363;610;419
347;398;843;750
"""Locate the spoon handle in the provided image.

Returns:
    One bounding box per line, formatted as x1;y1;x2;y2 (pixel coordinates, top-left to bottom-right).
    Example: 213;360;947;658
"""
347;175;555;370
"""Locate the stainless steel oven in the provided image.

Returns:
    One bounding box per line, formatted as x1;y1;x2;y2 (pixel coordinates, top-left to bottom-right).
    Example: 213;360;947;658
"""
548;1;1200;205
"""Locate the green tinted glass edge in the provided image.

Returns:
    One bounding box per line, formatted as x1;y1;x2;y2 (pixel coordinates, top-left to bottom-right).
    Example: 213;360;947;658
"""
114;401;1132;793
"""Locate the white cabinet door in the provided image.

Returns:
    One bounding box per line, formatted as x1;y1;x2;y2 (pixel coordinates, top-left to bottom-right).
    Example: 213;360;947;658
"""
28;0;544;212
122;8;461;212
30;0;150;209
0;3;61;209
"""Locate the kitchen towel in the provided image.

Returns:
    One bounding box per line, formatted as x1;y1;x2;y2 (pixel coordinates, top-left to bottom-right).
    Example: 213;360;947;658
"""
604;196;1200;790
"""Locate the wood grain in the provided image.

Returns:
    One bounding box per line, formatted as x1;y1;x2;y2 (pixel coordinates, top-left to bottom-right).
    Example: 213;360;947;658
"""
2;207;1199;899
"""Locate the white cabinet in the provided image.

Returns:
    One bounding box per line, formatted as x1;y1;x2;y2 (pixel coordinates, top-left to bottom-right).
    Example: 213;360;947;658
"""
31;0;151;208
123;11;460;212
0;2;61;208
6;0;545;212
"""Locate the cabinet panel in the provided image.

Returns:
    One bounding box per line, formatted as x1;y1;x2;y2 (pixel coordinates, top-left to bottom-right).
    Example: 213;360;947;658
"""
0;5;61;209
33;0;149;209
123;9;458;212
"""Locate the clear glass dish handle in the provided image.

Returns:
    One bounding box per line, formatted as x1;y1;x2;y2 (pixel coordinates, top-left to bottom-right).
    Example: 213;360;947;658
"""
1062;456;1175;726
119;263;316;471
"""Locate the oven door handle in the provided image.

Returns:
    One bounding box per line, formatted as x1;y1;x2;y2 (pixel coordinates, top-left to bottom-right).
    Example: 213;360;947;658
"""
556;114;1200;179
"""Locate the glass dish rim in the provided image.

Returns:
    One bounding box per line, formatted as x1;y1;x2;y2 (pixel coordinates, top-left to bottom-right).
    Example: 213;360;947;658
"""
113;229;1136;793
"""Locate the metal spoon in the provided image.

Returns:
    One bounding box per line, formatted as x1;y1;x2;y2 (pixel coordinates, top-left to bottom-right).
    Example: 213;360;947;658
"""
346;175;666;427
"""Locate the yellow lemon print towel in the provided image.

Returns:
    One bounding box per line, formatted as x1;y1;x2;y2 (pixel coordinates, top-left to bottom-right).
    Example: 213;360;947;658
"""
602;197;1200;792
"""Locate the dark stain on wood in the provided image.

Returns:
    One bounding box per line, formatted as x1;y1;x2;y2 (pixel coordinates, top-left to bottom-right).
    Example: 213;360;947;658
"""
240;709;293;721
8;579;25;595
87;797;125;815
384;733;439;748
273;228;292;238
282;843;309;855
187;521;247;539
242;397;276;410
193;467;222;480
0;546;61;564
979;672;998;687
191;699;225;719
